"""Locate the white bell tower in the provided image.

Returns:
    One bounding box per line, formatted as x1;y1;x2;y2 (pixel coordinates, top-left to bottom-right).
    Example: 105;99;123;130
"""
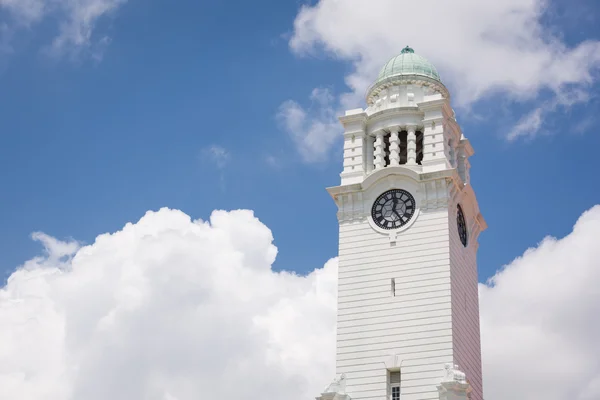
316;47;487;400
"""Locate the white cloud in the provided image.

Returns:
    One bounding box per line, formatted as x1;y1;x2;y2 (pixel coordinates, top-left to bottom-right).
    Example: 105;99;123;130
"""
30;231;80;262
507;107;544;141
507;89;590;141
2;205;600;399
202;145;231;169
0;0;46;25
285;0;600;147
0;208;337;400
480;205;600;400
0;0;126;58
277;87;342;163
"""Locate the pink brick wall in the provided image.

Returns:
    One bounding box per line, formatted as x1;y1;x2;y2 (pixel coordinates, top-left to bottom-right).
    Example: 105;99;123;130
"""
449;205;483;400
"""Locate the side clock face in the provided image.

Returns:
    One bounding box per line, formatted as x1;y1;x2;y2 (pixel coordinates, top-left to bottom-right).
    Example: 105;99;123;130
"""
371;189;416;230
457;204;468;247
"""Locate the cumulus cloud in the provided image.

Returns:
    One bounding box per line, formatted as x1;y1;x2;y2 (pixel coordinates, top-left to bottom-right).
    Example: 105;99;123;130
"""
480;205;600;400
0;208;337;400
277;87;342;163
2;205;600;400
284;0;600;151
0;0;126;58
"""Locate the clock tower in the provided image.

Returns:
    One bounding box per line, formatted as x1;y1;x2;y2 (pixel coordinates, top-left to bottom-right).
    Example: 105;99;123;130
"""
316;47;487;400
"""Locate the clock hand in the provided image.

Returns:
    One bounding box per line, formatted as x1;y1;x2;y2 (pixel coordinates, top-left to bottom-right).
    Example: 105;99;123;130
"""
391;197;401;220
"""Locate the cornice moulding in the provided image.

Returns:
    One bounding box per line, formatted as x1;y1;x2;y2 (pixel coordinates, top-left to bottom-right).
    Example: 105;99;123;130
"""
366;75;450;104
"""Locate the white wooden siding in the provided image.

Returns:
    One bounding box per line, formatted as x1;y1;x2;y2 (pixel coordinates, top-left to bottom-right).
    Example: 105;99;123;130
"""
336;209;454;400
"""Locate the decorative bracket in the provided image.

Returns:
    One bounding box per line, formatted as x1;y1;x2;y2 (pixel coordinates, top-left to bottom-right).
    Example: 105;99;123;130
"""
437;364;472;400
316;374;351;400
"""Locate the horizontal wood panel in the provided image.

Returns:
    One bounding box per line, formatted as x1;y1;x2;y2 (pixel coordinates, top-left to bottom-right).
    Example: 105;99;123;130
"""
337;306;451;329
337;334;453;355
338;276;450;299
336;348;454;368
339;227;449;249
338;283;451;304
339;265;450;287
338;301;451;323
337;327;453;348
338;291;452;312
340;240;450;261
337;341;453;362
338;295;452;317
339;266;450;287
339;250;450;271
337;321;452;342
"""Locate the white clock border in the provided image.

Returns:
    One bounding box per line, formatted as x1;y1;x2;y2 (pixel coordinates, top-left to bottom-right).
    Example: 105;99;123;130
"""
367;201;421;238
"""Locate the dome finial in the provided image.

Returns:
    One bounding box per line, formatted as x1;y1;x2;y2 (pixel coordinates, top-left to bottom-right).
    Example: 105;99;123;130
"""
401;46;414;54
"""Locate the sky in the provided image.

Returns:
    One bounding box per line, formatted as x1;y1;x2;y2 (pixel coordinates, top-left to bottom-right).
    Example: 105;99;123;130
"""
1;1;600;400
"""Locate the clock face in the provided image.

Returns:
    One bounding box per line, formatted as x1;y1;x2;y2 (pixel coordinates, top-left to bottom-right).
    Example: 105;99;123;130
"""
371;189;416;230
457;204;468;247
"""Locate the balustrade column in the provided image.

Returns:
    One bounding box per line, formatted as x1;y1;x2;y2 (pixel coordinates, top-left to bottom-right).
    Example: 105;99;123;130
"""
407;127;417;165
389;129;400;166
374;131;386;169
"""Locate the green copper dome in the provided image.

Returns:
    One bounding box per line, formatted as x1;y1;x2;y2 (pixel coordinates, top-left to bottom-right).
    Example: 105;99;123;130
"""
376;46;441;84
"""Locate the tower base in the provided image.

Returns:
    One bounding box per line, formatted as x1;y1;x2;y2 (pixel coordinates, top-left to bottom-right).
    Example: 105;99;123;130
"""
315;365;472;400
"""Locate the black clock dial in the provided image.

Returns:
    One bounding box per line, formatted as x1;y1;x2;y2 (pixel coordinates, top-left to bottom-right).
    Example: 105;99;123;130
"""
371;189;416;230
457;204;468;247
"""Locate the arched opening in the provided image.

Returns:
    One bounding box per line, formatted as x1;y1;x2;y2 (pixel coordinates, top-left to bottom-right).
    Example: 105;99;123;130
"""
383;133;391;167
399;130;408;164
371;129;425;168
416;130;424;165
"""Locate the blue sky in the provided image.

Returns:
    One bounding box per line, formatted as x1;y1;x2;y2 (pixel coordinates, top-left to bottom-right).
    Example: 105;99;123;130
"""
1;0;600;284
